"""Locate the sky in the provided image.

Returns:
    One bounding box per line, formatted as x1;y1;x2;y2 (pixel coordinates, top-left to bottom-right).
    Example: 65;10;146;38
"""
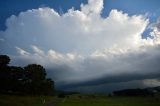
0;0;160;93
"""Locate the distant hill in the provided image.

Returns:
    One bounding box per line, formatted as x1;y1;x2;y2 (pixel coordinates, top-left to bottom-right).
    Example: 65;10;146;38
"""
113;86;160;96
145;86;160;92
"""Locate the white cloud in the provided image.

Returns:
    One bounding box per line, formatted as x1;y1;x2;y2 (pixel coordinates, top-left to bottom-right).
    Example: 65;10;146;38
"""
16;47;30;56
1;0;149;54
81;0;103;15
1;0;160;90
12;44;160;88
143;79;160;87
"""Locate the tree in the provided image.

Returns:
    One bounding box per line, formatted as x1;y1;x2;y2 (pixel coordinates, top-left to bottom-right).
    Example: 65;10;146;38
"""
24;64;54;95
9;66;24;92
43;78;55;95
0;55;11;93
0;55;10;66
0;55;54;95
24;64;46;82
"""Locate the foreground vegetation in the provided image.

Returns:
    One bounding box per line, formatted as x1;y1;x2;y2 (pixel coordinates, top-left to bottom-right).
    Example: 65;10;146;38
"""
1;94;160;106
59;95;160;106
0;94;59;106
0;55;54;95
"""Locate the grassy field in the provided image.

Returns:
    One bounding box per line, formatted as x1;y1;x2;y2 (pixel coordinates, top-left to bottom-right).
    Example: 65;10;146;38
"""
0;94;59;106
0;94;160;106
59;94;160;106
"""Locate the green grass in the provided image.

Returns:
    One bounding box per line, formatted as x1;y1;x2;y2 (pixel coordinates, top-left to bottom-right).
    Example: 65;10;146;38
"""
59;95;160;106
0;94;58;106
0;94;160;106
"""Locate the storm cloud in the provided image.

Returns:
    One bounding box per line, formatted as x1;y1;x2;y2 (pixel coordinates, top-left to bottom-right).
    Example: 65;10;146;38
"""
0;0;160;92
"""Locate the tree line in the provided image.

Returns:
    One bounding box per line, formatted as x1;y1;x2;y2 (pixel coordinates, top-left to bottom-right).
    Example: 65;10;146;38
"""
0;55;54;95
113;87;160;96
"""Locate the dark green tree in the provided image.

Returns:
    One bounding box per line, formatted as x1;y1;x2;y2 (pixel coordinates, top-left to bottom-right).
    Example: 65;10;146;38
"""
24;64;54;95
24;64;46;82
43;78;55;95
9;66;24;92
0;55;11;93
0;55;10;66
0;55;54;95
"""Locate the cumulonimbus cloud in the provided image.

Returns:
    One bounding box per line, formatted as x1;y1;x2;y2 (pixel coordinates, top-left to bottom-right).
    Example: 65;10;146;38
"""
1;0;160;91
